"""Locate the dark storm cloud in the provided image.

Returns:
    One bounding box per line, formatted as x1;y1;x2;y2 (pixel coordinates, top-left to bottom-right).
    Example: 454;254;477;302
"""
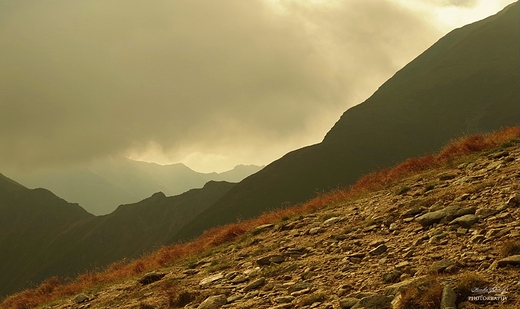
0;0;439;172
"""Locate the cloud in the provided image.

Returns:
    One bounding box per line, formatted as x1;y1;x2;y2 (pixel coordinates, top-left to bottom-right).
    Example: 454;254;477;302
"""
0;0;440;173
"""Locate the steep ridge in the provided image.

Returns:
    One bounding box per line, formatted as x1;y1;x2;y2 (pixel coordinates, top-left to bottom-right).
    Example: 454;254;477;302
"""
5;133;518;309
0;174;94;297
173;2;520;243
0;179;235;298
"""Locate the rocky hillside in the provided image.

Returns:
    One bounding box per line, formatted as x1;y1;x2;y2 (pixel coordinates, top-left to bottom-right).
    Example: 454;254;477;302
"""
10;136;518;309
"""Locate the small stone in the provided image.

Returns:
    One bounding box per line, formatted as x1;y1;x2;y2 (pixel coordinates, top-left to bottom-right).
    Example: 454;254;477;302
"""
389;223;399;231
275;296;295;303
497;255;520;267
302;270;316;280
243;277;266;292
200;273;224;287
339;298;359;309
449;214;478;228
384;278;420;296
291;287;311;296
441;285;457;309
351;294;393;309
506;194;519;207
288;282;311;294
475;208;498;219
323;217;341;226
74;293;89;304
429;259;453;274
456;228;468;235
469;235;486;244
395;261;411;270
369;244;387;256
401;207;423;218
253;224;274;234
382;270;402;283
415;210;449;226
309;227;323;235
257;255;285;266
197;294;227;309
138;272;166;285
231;274;248;284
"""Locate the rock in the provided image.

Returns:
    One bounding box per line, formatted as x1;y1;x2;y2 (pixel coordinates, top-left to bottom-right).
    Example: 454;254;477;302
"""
309;227;322;235
243;277;266;292
197;294;227;309
270;304;293;309
389;223;399;231
275;296;295;303
400;207;423;218
323;217;341;226
456;227;468;235
368;244;387;256
288;282;312;294
415;209;451;227
199;273;224;287
257;255;285;266
497;255;520;267
395;261;410;271
339;298;359;309
231;274;248;283
429;259;454;274
384;278;420;296
475;208;498;219
470;235;485;243
449;214;478;228
138;272;166;285
74;293;89;304
382;270;402;283
506;194;519;207
254;224;275;234
351;294;393;309
440;285;457;309
302;270;316;280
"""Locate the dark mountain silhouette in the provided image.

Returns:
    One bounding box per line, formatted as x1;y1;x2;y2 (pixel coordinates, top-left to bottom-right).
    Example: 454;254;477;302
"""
0;172;234;297
172;2;519;243
0;173;94;297
8;159;262;215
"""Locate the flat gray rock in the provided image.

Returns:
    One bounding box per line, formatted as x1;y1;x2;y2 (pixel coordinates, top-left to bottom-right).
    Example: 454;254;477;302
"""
449;214;478;228
197;294;227;309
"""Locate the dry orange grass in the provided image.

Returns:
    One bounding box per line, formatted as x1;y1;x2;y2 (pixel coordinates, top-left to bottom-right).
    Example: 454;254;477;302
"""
1;126;518;309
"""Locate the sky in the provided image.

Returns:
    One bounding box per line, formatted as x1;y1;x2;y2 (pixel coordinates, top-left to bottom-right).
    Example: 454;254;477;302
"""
0;0;515;173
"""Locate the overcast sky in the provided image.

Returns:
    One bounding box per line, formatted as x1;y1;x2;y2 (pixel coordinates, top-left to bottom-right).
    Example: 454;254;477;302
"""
0;0;515;173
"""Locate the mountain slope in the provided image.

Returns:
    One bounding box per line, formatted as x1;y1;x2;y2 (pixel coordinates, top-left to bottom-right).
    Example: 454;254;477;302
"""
0;175;235;297
3;131;519;309
173;2;519;243
0;173;94;297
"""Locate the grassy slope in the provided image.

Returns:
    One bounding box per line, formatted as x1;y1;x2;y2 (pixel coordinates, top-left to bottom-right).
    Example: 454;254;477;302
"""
171;2;519;243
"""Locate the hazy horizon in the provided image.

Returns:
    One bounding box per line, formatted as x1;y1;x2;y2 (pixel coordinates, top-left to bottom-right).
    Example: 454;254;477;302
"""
0;0;515;173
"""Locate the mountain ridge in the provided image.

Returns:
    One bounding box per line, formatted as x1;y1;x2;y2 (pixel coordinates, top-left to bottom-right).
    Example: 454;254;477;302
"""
5;159;263;215
172;2;519;243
